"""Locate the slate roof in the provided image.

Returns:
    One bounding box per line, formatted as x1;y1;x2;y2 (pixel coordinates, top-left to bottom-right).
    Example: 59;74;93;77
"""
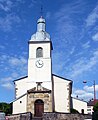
13;74;72;82
53;74;72;82
13;76;28;82
87;99;98;106
72;97;87;103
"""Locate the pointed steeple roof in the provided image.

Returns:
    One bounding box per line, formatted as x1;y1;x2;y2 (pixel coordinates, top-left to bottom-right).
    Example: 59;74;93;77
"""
30;16;50;41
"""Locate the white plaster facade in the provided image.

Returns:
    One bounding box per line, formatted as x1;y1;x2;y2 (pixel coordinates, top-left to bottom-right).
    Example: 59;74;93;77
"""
13;94;27;114
87;106;93;114
72;97;87;114
15;77;37;99
13;74;72;114
53;75;72;113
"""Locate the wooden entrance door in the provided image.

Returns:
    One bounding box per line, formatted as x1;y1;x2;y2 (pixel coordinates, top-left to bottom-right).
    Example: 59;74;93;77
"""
34;99;44;117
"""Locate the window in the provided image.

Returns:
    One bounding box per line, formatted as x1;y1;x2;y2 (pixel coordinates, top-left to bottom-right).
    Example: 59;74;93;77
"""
36;47;43;58
87;109;91;111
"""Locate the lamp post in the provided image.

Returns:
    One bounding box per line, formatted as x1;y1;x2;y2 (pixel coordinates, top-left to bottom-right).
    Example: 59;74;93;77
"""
83;80;96;104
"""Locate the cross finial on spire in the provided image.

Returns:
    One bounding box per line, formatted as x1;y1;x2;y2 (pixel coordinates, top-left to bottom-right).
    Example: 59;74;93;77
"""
40;5;43;18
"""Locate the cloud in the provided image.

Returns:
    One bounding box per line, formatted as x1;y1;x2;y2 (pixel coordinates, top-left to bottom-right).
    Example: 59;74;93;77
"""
0;77;13;89
0;56;27;89
0;45;5;49
0;0;13;12
74;89;86;95
52;51;66;73
92;33;98;41
0;54;27;89
0;54;27;71
73;83;98;101
11;72;19;78
1;77;12;82
51;4;80;77
0;54;9;61
28;0;37;8
79;93;93;101
72;92;93;101
46;12;51;19
52;0;95;78
84;84;98;92
0;13;21;32
73;88;93;101
8;56;28;76
9;57;27;66
52;0;88;51
0;0;26;12
1;83;13;89
70;47;75;55
66;49;98;79
86;4;98;27
82;41;90;49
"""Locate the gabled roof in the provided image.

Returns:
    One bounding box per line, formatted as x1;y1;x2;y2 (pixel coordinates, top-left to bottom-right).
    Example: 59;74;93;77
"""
11;93;27;103
13;76;28;82
87;99;98;106
13;74;72;83
52;74;73;82
72;97;87;103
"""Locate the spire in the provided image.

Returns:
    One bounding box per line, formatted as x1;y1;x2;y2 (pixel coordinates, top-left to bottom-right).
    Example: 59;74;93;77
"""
40;5;43;18
37;5;45;32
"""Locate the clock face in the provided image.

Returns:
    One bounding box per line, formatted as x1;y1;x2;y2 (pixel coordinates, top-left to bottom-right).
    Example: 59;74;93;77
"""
36;59;43;68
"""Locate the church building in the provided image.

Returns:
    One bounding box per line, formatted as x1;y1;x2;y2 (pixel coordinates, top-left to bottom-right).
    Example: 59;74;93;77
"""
12;16;86;117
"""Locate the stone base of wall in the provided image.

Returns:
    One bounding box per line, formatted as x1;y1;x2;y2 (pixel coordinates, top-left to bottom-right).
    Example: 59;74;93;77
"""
6;112;92;120
43;112;92;120
6;112;32;120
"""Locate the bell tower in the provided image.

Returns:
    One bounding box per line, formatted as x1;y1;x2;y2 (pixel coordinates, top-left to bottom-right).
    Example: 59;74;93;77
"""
28;17;52;90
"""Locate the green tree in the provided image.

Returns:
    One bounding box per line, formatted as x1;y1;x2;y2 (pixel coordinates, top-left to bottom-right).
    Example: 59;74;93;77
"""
0;102;12;115
93;102;98;112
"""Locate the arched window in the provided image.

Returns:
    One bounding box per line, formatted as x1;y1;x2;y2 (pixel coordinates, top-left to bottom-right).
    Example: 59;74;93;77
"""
36;47;43;58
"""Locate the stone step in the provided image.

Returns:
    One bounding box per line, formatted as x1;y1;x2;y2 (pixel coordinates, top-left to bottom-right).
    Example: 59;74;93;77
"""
32;117;42;120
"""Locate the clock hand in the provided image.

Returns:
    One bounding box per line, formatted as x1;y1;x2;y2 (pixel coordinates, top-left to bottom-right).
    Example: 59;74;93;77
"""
39;60;42;65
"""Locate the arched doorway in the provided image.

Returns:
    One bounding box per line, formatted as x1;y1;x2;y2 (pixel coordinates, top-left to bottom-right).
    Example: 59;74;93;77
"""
34;99;44;117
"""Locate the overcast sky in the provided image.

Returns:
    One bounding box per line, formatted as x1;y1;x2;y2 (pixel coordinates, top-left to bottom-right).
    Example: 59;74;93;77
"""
0;0;98;102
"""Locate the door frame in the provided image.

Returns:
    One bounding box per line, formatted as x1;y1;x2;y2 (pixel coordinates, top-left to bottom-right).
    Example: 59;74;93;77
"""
34;99;44;117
